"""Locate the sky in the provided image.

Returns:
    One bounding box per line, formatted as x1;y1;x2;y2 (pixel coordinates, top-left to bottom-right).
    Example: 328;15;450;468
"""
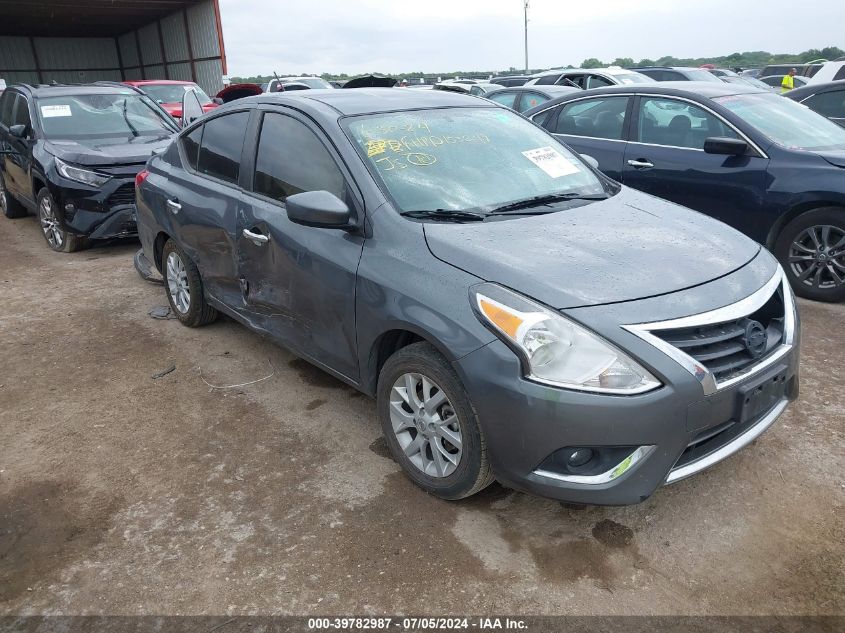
218;0;844;77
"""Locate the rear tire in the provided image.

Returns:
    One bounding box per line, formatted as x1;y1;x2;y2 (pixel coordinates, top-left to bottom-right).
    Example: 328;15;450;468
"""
377;342;494;500
774;208;845;303
36;188;87;252
161;238;217;327
0;172;28;219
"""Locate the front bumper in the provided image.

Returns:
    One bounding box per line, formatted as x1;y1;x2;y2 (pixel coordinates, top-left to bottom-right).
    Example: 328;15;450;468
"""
455;263;801;506
458;338;798;506
48;165;142;240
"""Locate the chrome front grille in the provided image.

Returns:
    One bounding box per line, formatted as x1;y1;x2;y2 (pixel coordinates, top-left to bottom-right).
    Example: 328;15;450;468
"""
624;268;796;396
651;299;785;383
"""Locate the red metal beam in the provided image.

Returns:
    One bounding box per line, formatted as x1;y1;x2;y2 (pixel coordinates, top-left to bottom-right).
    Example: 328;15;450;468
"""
212;0;227;75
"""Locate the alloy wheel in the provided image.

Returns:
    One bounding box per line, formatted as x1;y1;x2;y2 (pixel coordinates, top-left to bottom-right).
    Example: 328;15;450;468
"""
389;372;463;478
166;251;191;314
39;196;64;248
788;224;845;290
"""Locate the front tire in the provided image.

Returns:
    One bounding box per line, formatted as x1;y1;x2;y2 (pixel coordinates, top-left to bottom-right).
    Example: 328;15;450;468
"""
0;172;27;219
161;239;217;327
36;188;87;252
377;342;494;500
775;208;845;302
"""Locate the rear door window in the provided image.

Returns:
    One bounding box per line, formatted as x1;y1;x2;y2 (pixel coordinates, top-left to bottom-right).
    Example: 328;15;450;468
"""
488;91;518;110
534;74;560;86
197;111;249;184
636;97;738;149
551;96;630;140
586;75;613;89
517;91;549;113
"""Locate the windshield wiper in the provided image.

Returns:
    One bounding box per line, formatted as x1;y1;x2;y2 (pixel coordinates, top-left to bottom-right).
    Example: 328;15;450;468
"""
490;192;608;214
122;98;139;138
401;209;487;222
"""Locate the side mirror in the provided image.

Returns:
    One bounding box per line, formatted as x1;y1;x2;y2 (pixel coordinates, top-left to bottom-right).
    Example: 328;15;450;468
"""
704;137;748;156
9;124;28;139
212;97;224;105
580;153;600;170
286;191;351;228
181;89;204;128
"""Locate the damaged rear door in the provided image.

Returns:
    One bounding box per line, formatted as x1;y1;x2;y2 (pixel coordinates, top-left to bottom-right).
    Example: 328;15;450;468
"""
236;107;364;382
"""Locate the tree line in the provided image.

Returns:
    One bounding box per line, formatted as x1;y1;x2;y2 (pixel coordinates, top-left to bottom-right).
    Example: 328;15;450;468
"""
231;46;843;83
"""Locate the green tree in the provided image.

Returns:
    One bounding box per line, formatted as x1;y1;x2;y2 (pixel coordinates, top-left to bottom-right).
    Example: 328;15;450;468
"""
611;57;634;68
581;58;604;69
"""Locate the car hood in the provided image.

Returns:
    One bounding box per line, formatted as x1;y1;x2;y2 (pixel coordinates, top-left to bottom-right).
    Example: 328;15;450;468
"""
815;149;845;168
44;135;173;167
423;189;761;309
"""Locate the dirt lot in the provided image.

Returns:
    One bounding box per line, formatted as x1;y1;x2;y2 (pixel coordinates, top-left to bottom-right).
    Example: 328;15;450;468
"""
0;216;842;616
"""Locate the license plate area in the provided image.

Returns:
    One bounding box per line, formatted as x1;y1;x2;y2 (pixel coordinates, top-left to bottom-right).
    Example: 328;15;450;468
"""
737;367;788;424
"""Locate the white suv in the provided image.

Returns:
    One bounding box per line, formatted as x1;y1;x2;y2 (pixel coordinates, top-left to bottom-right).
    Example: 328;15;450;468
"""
526;66;654;89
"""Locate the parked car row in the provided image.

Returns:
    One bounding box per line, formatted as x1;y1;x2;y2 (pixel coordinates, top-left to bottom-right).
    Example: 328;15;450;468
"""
1;74;838;507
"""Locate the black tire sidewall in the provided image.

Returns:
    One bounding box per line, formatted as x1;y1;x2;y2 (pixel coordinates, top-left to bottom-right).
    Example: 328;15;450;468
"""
377;343;487;500
775;207;845;303
1;171;27;218
161;239;216;326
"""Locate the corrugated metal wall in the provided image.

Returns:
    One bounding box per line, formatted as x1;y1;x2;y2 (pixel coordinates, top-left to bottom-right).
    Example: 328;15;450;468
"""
0;0;225;95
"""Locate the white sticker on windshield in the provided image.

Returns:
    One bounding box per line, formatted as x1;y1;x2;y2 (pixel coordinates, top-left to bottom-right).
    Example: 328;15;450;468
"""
522;146;580;178
41;105;72;118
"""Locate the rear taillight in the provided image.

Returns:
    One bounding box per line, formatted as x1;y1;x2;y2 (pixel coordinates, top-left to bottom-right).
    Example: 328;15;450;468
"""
135;169;150;188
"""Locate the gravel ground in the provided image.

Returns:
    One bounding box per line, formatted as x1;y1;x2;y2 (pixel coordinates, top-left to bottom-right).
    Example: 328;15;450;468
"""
0;216;842;616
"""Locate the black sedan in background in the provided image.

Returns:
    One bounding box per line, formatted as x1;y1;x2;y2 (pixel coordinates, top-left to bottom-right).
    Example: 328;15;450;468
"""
524;82;845;301
785;80;845;128
486;85;580;113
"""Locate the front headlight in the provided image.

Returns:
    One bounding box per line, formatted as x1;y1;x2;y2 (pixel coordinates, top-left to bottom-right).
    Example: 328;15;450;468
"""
472;284;661;394
55;157;111;187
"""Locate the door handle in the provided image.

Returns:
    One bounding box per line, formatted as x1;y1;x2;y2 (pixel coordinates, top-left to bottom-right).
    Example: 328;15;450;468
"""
166;198;181;214
243;228;269;246
627;159;654;169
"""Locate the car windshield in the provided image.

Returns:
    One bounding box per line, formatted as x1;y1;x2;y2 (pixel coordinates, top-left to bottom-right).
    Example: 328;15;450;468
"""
345;107;607;214
612;73;654;84
714;92;845;151
285;78;332;89
37;93;176;139
141;83;212;105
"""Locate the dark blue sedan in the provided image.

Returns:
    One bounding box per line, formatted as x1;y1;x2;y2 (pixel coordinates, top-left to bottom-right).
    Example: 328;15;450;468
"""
524;82;845;302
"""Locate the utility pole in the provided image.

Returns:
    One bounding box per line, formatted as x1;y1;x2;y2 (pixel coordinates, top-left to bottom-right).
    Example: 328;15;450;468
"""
523;1;530;73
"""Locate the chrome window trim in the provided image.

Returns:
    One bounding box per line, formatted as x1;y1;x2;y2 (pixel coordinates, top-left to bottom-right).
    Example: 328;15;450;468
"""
665;398;788;483
534;445;655;485
531;92;769;159
623;266;795;396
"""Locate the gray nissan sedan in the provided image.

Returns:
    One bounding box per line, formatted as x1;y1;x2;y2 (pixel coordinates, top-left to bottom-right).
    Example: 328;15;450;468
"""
135;89;800;505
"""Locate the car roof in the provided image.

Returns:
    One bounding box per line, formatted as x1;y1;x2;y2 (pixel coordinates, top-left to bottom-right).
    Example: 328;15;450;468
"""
577;81;765;98
251;87;491;116
521;81;769;116
11;83;140;98
785;79;845;99
124;80;196;85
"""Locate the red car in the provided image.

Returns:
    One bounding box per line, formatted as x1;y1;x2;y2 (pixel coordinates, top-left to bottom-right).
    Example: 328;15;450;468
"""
123;80;220;121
